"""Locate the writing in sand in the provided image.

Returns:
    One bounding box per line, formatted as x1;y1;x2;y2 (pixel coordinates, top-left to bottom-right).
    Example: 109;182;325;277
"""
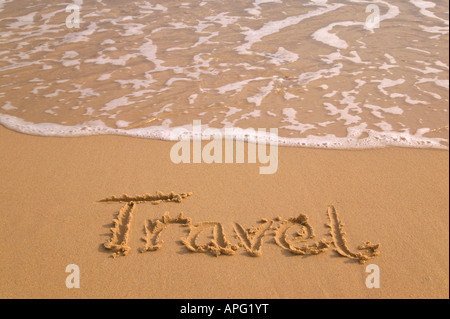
100;191;380;263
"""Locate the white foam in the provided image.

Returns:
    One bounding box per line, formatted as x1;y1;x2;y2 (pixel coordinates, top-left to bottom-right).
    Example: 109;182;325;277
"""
216;77;270;94
281;108;316;134
245;0;283;17
284;92;298;100
410;0;449;25
115;120;131;128
101;39;115;45
237;3;344;54
372;78;406;95
267;47;299;65
313;0;400;49
205;12;239;27
324;102;361;126
136;2;168;12
313;21;361;49
8;12;36;29
374;121;393;131
188;94;198;105
1;101;17;111
101;96;134;112
97;73;112;81
416;77;449;89
1;114;446;149
363;104;403;119
247;81;275;106
119;23;146;37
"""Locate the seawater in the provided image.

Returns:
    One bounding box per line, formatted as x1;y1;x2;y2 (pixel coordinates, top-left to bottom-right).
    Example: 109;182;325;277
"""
0;0;448;149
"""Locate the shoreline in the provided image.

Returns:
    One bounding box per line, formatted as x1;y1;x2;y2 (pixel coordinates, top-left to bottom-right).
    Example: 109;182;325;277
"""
0;125;448;298
0;114;447;150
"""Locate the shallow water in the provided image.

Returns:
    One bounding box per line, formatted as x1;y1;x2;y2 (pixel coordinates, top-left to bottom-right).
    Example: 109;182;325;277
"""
0;0;448;148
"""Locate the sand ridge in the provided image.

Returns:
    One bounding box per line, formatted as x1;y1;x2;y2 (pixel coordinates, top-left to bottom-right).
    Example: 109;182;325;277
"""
182;222;239;257
273;214;331;256
103;202;136;258
102;191;380;263
100;191;193;204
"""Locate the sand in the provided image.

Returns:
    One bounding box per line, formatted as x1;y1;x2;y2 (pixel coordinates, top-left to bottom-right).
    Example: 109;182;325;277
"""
0;125;448;299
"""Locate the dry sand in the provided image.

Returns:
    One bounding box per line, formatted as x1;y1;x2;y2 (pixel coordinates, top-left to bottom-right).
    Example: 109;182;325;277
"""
0;125;448;298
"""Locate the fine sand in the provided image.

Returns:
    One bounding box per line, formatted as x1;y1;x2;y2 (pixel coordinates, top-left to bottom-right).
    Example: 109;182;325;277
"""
0;125;448;298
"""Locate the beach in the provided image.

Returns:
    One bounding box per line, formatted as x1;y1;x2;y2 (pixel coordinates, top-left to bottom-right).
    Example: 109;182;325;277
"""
0;125;448;298
1;0;448;299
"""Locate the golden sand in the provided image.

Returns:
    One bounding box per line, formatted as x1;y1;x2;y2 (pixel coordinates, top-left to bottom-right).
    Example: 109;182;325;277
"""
0;126;448;298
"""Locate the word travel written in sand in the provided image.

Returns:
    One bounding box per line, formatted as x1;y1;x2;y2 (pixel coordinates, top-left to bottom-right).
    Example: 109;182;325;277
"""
100;191;380;263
